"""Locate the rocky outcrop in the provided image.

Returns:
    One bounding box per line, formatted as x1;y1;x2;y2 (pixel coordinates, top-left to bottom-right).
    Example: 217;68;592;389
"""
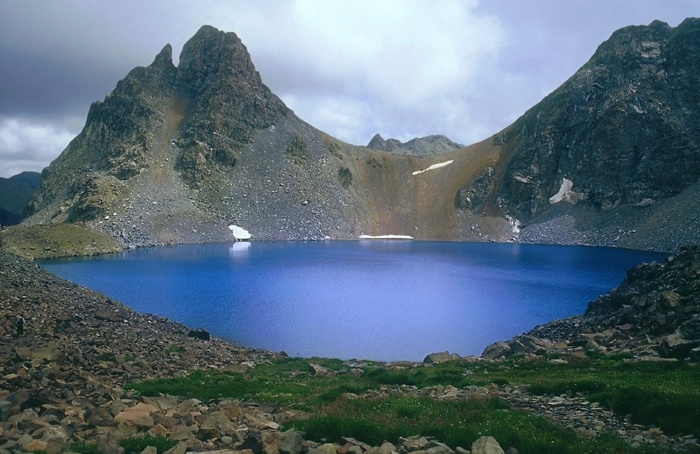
488;18;700;221
482;245;700;361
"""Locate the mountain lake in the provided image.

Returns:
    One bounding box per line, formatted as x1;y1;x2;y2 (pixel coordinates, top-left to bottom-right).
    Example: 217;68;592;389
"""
40;241;666;362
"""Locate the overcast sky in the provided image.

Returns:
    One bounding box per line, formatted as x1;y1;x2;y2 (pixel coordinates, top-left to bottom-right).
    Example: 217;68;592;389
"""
0;0;696;178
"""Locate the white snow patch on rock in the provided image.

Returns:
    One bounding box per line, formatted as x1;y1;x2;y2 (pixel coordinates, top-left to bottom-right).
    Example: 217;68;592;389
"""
228;224;252;240
412;160;454;176
549;178;587;204
359;234;414;240
506;215;521;234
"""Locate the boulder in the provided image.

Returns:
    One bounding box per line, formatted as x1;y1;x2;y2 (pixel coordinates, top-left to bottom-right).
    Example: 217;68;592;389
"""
471;436;504;454
424;351;461;364
398;435;429;452
198;410;235;439
424;440;455;454
376;442;397;454
114;402;158;427
308;363;333;376
508;335;552;355
481;342;512;359
279;429;304;454
23;439;49;453
163;442;188;454
658;333;700;359
238;431;263;454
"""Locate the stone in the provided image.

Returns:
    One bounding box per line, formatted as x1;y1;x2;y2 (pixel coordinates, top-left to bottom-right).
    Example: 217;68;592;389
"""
399;435;429;452
39;425;70;444
148;424;169;437
341;437;373;452
198;411;234;439
424;440;454;454
340;446;363;454
308;363;333;376
163;441;188;454
24;439;49;452
169;425;196;442
85;406;117;427
481;342;512;359
659;333;699;359
377;442;397;454
509;336;552;355
279;430;304;454
318;443;340;454
114;402;158;427
424;351;461;364
470;436;504;454
584;340;602;353
238;431;262;454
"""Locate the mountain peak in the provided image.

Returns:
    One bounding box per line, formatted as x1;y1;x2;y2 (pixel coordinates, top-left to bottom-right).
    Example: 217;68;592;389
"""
152;43;174;67
176;25;255;90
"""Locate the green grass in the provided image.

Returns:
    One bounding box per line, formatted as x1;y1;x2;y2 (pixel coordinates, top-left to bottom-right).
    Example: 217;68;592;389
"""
117;435;177;454
124;355;699;453
1;223;122;258
67;441;102;454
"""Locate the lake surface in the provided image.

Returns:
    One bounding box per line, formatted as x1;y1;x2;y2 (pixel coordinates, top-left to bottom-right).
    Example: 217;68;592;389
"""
40;241;665;361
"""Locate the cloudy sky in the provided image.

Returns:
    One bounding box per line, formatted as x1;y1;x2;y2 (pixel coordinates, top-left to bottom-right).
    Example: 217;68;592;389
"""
0;0;696;177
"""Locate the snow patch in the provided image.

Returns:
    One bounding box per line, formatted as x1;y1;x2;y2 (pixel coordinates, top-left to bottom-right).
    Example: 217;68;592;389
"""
228;224;252;240
549;178;587;204
506;215;521;234
412;160;454;176
359;234;414;240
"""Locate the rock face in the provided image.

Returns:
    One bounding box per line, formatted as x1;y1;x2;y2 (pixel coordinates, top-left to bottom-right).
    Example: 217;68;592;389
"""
482;246;700;361
0;172;40;226
473;19;700;236
22;20;700;252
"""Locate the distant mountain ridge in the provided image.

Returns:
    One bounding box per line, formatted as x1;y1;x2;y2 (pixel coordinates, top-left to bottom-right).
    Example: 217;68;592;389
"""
21;19;700;252
367;134;463;155
0;171;41;226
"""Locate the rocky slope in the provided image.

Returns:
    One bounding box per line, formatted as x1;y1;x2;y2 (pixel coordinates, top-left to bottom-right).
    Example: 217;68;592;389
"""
487;19;700;222
482;245;700;362
0;172;40;226
21;19;700;252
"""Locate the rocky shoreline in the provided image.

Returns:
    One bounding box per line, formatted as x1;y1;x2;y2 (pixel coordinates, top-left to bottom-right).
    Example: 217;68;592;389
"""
2;247;699;453
481;246;700;363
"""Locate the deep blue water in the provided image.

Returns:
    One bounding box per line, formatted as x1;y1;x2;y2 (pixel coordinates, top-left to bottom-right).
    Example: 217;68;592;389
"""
40;241;665;361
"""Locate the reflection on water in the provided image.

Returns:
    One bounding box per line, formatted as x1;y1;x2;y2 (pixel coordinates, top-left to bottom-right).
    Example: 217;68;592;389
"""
41;241;665;361
229;242;251;258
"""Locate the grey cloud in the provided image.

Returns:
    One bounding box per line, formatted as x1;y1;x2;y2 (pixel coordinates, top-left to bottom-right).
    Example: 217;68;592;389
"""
0;0;697;178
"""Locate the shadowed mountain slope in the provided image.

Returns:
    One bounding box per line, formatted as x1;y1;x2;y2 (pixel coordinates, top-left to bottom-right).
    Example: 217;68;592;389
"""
0;172;40;226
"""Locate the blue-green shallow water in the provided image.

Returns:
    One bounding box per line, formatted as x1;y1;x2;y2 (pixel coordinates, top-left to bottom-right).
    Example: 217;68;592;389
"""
40;241;665;361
